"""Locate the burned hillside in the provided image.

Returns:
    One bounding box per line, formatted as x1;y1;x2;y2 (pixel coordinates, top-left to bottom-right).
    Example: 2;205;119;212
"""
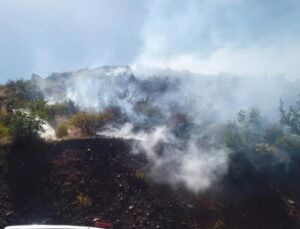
1;137;300;229
1;67;300;228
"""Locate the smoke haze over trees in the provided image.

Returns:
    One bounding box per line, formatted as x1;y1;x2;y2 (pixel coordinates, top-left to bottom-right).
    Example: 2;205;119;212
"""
1;1;300;228
1;66;297;193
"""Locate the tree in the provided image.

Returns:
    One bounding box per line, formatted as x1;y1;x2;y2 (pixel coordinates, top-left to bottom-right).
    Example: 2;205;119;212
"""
28;99;49;120
6;79;43;101
280;97;300;135
9;111;44;144
236;109;263;146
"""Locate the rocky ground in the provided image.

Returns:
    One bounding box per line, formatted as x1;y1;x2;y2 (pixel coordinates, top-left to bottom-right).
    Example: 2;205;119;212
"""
0;138;300;229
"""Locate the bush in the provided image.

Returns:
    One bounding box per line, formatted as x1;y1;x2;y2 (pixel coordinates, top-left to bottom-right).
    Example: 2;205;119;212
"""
28;99;49;120
69;112;99;136
29;99;78;122
68;109;118;136
55;124;68;138
9;111;44;144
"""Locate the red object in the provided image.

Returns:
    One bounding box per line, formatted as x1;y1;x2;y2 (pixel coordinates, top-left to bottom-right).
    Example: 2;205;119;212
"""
95;220;113;228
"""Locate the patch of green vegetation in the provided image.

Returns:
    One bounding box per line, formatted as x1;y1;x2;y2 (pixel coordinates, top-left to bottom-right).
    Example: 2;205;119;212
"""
9;111;44;144
28;99;50;120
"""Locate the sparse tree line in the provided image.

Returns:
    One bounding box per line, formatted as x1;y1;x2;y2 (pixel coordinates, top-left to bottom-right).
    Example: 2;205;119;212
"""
0;77;300;194
1;77;300;154
0;78;121;144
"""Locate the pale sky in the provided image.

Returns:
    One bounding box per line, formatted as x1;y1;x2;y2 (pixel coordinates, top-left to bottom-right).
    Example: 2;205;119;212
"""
1;0;300;82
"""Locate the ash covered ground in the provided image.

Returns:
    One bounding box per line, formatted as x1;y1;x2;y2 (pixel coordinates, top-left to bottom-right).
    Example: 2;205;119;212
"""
0;137;300;229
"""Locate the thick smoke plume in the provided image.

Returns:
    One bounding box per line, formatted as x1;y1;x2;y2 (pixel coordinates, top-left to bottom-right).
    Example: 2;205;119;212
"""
37;66;300;192
100;123;229;192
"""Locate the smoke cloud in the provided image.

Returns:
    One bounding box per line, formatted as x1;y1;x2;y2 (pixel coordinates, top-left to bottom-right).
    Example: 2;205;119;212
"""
41;67;300;121
38;66;300;192
100;123;229;192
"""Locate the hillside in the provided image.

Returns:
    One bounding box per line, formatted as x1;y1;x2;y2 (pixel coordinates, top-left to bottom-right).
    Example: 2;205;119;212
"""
0;138;300;229
1;69;300;228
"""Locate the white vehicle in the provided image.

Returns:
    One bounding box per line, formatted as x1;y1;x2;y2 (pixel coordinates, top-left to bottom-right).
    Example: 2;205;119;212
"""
4;219;113;229
4;224;112;229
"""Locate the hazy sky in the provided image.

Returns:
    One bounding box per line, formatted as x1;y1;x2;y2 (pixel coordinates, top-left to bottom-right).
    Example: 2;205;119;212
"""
1;0;300;82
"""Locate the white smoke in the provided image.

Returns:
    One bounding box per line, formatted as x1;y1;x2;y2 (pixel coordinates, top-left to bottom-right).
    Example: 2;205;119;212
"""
99;123;230;192
39;66;300;192
41;67;300;122
39;121;56;140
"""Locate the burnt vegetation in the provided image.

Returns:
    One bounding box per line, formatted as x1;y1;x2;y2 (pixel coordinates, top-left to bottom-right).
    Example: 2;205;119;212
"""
1;74;300;229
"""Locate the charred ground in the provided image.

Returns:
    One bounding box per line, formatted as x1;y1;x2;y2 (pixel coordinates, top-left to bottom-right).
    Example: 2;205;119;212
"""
0;137;300;229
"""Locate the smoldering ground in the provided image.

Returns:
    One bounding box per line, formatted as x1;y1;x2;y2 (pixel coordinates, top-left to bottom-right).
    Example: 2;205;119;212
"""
36;66;300;192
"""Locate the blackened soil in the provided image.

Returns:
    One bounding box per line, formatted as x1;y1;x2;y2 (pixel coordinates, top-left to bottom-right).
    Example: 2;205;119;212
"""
0;138;300;229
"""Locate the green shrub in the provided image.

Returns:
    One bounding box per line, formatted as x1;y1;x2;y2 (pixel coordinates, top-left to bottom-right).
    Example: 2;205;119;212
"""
28;99;78;122
28;99;50;120
55;124;68;138
9;111;44;144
